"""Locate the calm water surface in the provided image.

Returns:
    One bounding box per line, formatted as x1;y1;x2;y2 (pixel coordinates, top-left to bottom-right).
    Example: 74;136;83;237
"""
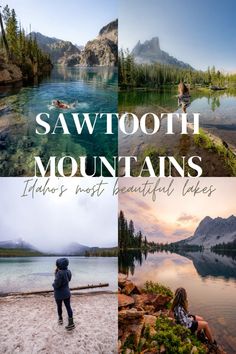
0;256;117;292
119;88;236;158
119;250;236;354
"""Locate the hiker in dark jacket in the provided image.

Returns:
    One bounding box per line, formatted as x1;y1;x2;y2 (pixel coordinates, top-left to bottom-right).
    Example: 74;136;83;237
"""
52;258;75;330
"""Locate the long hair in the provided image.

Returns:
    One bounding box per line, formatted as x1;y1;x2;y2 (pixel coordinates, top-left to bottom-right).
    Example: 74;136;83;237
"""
171;287;188;312
178;82;189;95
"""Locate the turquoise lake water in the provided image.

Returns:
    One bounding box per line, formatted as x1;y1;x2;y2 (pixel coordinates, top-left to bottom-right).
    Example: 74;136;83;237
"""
0;66;118;176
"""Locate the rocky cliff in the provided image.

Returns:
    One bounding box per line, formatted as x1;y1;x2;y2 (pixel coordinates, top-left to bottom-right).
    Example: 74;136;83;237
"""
29;32;81;66
131;37;193;69
30;19;118;67
0;56;22;85
180;215;236;247
79;19;118;67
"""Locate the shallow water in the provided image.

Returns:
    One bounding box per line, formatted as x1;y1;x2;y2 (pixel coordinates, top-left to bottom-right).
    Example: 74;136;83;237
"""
119;250;236;354
0;256;117;293
119;88;236;156
0;66;118;176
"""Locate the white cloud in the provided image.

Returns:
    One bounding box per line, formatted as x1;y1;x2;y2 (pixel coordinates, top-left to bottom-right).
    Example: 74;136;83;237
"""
0;178;117;251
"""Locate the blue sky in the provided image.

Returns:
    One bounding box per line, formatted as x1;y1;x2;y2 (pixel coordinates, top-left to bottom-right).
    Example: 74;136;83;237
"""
119;0;236;71
1;0;117;45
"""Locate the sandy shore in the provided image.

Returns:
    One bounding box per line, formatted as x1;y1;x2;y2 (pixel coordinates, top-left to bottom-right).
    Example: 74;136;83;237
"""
0;292;117;354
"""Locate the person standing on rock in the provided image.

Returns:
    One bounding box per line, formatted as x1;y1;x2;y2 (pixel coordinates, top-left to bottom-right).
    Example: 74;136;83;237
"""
52;258;75;331
178;82;191;113
171;287;218;349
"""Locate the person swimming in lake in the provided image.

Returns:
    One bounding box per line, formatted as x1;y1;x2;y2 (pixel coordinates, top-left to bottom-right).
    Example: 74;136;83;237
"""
52;100;76;109
52;258;75;331
178;82;191;113
171;287;218;349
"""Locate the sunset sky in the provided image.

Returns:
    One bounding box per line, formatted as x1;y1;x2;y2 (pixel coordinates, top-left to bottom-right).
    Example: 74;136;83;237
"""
119;178;236;243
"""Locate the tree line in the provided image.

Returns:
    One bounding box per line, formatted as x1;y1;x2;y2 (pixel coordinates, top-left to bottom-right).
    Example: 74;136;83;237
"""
0;5;52;79
118;210;148;250
119;49;236;89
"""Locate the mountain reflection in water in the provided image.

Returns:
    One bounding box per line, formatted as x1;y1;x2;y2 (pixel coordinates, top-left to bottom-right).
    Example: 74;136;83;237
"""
119;250;236;353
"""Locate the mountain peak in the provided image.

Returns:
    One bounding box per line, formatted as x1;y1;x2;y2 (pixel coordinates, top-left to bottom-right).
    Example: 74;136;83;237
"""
30;19;117;67
201;216;212;222
183;215;236;248
131;37;193;69
228;215;236;221
98;19;118;39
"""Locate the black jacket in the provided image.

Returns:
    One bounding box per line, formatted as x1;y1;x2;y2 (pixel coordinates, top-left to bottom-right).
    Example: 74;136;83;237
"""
52;258;72;300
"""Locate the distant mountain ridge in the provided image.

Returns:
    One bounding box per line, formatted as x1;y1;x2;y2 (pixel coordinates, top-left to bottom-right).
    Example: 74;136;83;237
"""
131;37;193;69
0;239;117;256
29;32;80;64
29;19;118;67
0;238;36;250
177;215;236;247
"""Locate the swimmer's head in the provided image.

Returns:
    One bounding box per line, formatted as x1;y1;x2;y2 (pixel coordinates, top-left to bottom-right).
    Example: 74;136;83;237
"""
52;100;60;105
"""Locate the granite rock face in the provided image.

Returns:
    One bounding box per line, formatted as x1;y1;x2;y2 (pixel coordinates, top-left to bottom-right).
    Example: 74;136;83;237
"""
179;215;236;247
30;19;118;67
0;56;22;84
29;32;81;65
79;19;118;67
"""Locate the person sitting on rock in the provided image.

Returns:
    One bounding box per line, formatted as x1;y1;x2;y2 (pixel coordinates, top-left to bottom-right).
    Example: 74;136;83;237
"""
171;287;218;348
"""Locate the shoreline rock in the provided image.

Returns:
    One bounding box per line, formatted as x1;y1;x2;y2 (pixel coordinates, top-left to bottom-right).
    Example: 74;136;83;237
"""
118;273;226;354
0;58;22;85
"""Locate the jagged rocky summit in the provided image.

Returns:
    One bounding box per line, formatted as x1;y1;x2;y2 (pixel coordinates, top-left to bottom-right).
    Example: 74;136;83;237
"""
30;19;118;67
79;19;118;67
179;215;236;247
131;37;193;69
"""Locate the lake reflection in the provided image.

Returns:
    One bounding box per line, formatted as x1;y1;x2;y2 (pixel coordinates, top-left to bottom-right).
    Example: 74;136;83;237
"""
119;250;236;353
119;89;236;165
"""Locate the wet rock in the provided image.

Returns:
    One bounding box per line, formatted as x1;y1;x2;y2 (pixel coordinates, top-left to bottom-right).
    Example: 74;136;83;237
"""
118;294;134;308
